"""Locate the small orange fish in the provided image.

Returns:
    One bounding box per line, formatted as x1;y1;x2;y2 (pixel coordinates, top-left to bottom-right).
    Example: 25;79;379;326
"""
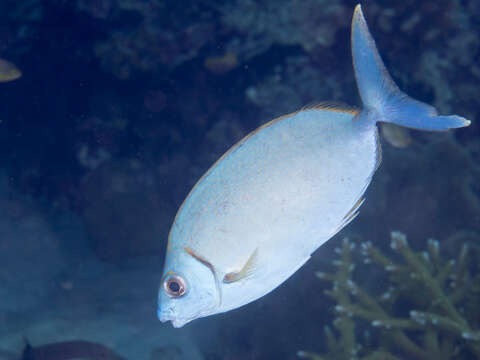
0;58;21;82
380;122;412;148
204;53;238;74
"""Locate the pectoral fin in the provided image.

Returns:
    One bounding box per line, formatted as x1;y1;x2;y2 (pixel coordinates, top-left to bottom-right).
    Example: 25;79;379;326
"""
223;248;259;283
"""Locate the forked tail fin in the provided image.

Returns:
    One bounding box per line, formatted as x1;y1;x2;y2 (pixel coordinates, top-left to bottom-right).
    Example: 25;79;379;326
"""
351;4;471;131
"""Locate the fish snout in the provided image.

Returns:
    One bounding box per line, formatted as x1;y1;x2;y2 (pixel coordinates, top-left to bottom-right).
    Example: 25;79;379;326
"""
158;305;175;323
157;305;194;328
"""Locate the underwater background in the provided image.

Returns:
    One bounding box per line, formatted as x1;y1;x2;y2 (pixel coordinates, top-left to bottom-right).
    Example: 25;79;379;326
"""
0;0;479;359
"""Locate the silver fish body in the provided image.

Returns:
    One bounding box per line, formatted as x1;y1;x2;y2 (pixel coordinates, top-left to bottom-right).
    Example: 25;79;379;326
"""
163;109;377;326
158;4;470;328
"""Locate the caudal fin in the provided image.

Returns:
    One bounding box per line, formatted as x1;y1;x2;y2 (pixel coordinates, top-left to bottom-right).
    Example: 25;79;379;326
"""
351;4;471;131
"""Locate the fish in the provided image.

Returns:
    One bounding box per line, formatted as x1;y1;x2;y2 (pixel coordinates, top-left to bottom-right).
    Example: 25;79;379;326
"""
0;58;21;82
157;4;471;328
204;53;239;74
380;122;412;148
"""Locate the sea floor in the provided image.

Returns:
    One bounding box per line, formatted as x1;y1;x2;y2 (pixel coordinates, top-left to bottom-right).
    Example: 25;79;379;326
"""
0;173;205;360
0;255;205;360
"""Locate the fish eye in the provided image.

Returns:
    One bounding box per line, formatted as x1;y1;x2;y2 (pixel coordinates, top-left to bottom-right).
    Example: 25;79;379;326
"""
163;275;187;298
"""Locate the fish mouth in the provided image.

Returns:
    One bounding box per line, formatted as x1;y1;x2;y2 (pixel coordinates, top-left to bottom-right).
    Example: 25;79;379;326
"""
157;307;192;328
170;318;189;328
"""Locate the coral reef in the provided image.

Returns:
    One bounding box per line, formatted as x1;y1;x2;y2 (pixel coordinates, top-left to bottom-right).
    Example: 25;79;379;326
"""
76;0;350;78
78;0;218;79
245;55;354;121
219;0;349;59
299;233;480;360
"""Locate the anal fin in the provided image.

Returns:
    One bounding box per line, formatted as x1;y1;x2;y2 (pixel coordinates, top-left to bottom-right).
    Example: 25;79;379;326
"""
329;197;365;239
342;197;365;224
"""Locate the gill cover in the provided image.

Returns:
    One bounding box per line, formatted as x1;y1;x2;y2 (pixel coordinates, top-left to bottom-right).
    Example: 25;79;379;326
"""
158;248;219;328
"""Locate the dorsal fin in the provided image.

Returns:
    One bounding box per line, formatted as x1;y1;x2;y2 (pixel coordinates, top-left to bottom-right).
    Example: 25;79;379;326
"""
301;101;359;115
223;248;258;283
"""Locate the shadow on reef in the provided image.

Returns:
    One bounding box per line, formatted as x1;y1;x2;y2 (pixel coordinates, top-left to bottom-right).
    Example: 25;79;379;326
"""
0;339;187;360
299;232;480;360
20;340;126;360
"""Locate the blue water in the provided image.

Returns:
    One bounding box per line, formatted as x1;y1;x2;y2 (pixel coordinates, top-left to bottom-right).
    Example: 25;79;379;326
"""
0;0;479;359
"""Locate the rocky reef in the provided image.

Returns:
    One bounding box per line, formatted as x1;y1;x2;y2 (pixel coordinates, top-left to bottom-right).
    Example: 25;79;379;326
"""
299;233;480;360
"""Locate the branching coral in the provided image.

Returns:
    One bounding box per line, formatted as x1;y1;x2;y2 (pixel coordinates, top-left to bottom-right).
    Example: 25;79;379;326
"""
299;233;480;360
